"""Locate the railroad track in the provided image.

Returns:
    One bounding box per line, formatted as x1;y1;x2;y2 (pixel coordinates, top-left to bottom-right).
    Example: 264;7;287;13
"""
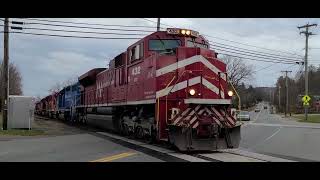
35;115;294;162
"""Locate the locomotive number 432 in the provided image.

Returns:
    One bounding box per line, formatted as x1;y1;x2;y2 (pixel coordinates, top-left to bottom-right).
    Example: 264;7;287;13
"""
132;66;141;76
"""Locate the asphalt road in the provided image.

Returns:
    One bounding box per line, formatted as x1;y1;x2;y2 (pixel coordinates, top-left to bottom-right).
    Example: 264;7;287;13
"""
0;133;166;162
2;104;320;162
240;102;320;161
0;117;166;162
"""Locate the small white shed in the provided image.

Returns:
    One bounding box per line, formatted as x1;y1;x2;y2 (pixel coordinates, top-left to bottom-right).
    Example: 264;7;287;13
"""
7;95;35;129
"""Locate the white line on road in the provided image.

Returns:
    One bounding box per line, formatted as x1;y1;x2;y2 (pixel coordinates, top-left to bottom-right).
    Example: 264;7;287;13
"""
250;127;282;150
248;123;320;129
264;127;282;142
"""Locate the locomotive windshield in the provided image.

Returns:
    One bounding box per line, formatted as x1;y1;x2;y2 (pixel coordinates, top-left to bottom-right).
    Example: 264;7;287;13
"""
186;40;209;49
149;39;181;53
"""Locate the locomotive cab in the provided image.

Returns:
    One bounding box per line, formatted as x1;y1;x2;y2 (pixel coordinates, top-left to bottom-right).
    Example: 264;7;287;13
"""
149;28;240;151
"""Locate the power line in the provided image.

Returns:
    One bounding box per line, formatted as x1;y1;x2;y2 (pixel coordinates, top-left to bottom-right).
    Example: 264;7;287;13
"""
206;34;302;58
0;24;149;36
217;52;297;64
20;18;158;29
214;48;301;64
1;31;142;40
254;64;276;73
140;18;302;57
210;43;301;62
210;41;302;60
18;21;156;33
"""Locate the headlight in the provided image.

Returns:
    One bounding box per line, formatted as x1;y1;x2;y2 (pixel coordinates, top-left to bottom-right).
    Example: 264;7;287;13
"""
181;29;186;35
189;89;196;96
228;90;233;97
186;30;191;35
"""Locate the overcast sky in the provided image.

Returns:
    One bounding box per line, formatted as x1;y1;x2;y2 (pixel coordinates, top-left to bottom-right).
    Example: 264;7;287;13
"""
1;18;320;98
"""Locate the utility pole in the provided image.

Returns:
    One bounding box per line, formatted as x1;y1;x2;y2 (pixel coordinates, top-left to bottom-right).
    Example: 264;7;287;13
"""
157;18;160;31
298;23;317;121
281;71;292;117
2;18;9;130
278;85;281;113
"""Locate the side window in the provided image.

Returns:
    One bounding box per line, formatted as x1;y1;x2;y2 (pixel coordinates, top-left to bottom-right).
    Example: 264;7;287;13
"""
139;42;144;58
134;45;140;60
130;48;135;61
129;43;144;63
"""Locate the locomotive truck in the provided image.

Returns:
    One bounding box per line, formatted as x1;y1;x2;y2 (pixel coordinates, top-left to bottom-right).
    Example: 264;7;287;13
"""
36;28;241;151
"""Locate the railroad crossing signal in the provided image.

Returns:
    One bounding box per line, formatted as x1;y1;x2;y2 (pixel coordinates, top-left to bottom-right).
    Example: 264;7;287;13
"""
302;95;311;106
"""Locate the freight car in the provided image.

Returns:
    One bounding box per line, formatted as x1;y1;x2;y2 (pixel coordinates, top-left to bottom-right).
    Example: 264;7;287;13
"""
36;28;241;151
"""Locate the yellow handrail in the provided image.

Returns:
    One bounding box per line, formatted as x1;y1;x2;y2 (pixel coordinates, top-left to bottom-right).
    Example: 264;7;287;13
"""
157;75;176;131
165;70;190;124
228;76;241;111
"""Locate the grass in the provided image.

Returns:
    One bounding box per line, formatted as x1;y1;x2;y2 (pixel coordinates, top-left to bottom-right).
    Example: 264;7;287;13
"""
293;114;320;123
0;129;45;136
0;111;45;136
0;111;2;129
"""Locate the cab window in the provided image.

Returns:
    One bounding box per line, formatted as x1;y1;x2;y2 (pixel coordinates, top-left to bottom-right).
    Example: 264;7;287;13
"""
149;39;181;54
187;40;209;49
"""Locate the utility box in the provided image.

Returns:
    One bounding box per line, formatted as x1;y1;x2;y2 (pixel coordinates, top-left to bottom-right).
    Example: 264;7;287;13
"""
8;96;35;129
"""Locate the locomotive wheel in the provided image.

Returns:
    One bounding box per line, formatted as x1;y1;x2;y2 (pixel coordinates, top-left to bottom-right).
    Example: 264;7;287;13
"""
134;126;144;139
123;124;129;136
119;121;126;136
145;127;155;144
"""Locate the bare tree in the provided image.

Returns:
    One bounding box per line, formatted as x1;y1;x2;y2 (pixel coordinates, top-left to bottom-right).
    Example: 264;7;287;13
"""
34;95;42;103
48;82;63;94
63;77;78;87
0;62;23;96
220;55;254;87
48;77;78;94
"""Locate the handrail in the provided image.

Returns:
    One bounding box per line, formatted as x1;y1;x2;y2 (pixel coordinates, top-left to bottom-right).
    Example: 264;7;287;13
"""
165;70;190;124
157;75;176;130
228;76;241;111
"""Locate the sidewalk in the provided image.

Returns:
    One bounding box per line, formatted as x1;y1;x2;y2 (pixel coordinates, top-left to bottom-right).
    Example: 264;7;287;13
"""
273;113;320;127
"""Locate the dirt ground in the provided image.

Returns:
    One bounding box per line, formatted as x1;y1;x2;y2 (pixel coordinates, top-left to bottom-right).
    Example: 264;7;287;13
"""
0;116;98;141
33;116;96;136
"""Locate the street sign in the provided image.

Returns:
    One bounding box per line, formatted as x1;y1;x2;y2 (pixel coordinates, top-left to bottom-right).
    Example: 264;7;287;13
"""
302;95;311;106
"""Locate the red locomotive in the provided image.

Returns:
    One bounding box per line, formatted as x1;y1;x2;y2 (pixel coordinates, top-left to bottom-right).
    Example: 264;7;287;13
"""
75;28;241;151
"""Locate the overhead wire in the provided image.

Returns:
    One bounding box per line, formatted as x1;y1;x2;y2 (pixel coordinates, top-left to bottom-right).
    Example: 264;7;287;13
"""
216;52;297;64
18;21;156;33
12;18;305;62
1;31;142;40
214;49;300;64
0;24;149;36
19;18;158;29
209;41;302;60
139;18;303;58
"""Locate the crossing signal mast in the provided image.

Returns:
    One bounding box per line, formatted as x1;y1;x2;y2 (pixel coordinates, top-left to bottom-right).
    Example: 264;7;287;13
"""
298;23;317;121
